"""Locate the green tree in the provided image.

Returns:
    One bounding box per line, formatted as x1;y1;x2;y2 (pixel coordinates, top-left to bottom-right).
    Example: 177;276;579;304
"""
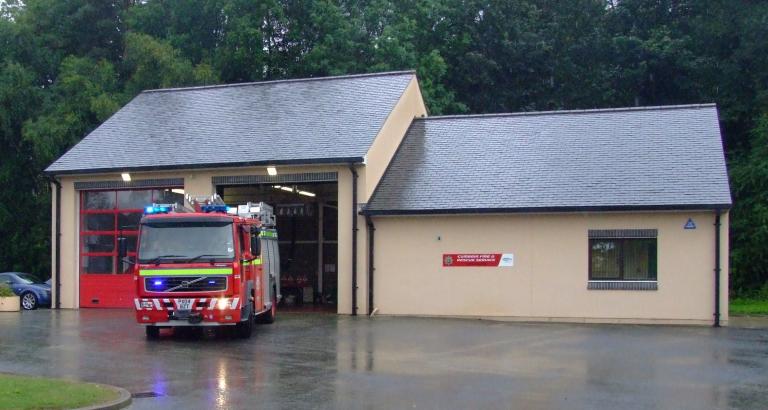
0;62;47;274
122;33;219;96
0;0;768;293
730;115;768;293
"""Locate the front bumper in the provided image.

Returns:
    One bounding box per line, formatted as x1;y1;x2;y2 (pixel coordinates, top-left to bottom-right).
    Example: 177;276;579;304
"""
38;292;52;306
134;297;243;326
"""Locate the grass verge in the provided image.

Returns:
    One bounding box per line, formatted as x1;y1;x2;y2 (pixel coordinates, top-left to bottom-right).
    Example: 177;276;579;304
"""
730;298;768;316
0;373;119;410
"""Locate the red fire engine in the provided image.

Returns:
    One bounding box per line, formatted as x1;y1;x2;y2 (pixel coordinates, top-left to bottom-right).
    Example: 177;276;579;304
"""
129;195;280;339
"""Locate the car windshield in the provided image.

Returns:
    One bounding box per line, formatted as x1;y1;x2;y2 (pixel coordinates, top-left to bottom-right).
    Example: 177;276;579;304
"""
14;274;36;284
138;221;235;263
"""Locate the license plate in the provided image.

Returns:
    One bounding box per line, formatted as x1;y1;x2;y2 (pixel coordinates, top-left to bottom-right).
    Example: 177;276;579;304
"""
176;299;193;311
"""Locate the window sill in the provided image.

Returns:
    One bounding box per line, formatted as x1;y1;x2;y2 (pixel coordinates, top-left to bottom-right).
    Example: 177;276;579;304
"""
588;281;658;291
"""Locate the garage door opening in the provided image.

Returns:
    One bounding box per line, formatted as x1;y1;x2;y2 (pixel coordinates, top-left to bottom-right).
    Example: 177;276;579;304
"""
78;187;185;308
218;182;338;313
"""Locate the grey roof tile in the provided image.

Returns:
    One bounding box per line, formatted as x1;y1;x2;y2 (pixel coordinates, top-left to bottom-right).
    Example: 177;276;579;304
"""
366;104;732;213
46;71;415;174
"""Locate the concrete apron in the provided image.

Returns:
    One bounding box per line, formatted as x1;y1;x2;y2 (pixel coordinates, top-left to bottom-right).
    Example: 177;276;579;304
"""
1;309;767;410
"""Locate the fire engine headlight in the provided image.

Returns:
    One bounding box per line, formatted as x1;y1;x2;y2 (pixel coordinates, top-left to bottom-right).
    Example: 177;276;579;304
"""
140;301;154;309
217;298;230;310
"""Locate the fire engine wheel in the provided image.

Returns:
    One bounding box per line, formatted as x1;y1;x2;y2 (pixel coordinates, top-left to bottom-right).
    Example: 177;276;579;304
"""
145;325;160;340
20;292;38;310
235;315;253;339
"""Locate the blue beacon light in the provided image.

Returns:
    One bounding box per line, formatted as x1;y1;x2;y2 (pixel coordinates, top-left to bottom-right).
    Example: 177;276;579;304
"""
144;205;170;215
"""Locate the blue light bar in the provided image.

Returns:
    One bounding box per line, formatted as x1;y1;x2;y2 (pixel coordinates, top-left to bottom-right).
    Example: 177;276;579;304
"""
144;205;170;215
153;280;163;286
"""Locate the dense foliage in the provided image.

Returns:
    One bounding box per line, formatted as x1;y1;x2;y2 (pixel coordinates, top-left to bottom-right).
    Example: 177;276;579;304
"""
0;0;766;294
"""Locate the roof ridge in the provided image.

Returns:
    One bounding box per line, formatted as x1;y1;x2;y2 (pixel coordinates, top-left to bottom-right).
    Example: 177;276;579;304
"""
141;70;417;94
419;103;717;121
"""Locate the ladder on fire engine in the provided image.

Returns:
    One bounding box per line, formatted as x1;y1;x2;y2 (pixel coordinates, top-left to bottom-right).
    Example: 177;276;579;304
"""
235;202;276;227
185;194;276;227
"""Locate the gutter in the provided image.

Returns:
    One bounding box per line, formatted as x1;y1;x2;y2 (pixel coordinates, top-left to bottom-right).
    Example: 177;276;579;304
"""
349;164;358;316
714;210;722;327
46;175;62;309
365;215;375;316
44;156;366;176
362;204;732;216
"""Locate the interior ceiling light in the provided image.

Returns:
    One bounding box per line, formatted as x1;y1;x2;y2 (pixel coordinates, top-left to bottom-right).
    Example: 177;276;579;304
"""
171;189;185;195
272;185;316;197
267;166;277;176
121;173;131;182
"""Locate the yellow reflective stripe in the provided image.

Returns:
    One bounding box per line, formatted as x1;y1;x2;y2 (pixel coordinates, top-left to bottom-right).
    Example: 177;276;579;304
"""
139;268;233;276
253;258;262;265
259;230;278;238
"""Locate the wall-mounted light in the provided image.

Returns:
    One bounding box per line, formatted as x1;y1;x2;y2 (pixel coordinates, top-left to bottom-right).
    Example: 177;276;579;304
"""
121;173;131;182
267;166;277;176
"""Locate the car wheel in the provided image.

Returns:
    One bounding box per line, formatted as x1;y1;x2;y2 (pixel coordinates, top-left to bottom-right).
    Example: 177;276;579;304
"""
21;292;38;310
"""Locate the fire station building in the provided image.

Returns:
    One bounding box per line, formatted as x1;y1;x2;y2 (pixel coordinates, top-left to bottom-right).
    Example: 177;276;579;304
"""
45;71;732;325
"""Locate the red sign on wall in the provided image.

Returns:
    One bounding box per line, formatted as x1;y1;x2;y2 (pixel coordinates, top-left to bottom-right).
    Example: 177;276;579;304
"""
442;253;514;267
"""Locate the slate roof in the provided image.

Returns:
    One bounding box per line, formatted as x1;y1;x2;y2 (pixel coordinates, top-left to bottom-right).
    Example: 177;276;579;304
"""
365;104;732;215
45;71;416;174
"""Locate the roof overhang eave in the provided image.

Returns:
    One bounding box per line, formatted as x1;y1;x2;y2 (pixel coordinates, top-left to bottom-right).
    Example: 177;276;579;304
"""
43;156;366;176
362;203;733;216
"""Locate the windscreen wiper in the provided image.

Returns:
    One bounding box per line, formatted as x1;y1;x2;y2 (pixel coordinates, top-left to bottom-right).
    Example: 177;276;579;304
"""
185;254;230;264
146;254;186;265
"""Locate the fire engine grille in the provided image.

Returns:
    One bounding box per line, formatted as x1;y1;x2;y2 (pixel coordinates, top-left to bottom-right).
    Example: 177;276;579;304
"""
144;276;227;292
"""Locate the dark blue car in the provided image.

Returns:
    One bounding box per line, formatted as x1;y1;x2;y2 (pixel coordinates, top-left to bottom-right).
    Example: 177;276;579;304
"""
0;272;51;310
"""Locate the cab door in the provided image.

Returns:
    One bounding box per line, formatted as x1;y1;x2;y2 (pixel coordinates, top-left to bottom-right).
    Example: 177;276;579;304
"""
239;225;257;315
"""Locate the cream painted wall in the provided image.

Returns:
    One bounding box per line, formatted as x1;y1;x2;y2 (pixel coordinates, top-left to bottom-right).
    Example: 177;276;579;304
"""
372;211;729;325
52;165;358;312
364;76;428;201
54;176;78;309
49;181;57;307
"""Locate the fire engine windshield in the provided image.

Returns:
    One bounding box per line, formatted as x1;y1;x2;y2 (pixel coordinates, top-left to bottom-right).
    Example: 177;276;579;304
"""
138;221;235;263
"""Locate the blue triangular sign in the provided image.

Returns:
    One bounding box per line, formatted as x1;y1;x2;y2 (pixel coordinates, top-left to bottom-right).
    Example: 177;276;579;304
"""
684;218;696;229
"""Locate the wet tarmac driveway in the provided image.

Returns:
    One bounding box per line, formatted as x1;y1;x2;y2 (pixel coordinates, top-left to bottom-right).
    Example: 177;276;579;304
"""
1;310;767;409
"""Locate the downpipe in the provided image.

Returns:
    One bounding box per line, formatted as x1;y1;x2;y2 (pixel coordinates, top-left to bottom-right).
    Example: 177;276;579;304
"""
349;164;358;316
365;215;375;316
714;210;722;327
